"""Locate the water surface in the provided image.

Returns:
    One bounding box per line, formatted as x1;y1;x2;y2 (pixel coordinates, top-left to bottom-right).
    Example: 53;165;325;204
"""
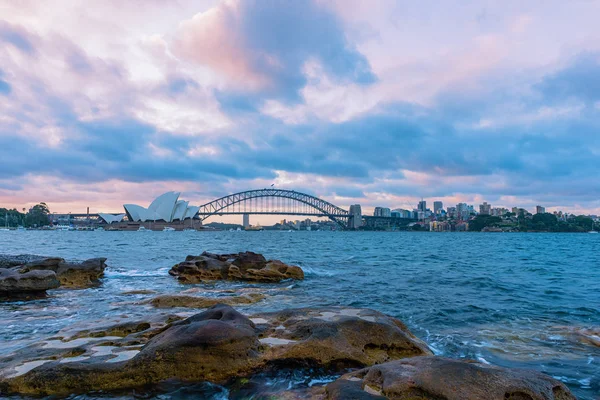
1;231;599;399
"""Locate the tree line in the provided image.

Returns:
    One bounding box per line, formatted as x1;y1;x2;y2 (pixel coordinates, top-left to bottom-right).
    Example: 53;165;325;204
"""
0;203;51;228
469;212;597;232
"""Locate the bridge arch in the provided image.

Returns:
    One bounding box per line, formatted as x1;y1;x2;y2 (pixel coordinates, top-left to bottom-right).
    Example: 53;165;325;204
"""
196;189;349;228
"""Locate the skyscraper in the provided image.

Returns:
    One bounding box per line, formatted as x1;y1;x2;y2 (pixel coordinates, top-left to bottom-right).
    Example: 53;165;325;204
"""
433;201;443;214
418;200;426;212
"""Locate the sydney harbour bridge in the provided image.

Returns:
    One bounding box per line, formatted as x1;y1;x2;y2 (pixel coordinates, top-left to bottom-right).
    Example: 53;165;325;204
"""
64;188;412;230
194;188;354;228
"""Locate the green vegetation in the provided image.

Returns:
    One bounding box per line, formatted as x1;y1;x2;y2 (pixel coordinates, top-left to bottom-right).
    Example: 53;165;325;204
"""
467;212;597;232
468;215;502;231
0;203;50;228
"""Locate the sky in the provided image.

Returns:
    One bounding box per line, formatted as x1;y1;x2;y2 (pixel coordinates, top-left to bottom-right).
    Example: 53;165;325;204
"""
1;0;600;220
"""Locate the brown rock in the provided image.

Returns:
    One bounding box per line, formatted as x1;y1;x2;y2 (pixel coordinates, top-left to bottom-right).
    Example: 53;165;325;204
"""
0;305;430;397
169;252;304;283
0;305;260;396
149;293;265;308
0;268;60;297
16;257;107;288
253;307;432;368
326;356;576;400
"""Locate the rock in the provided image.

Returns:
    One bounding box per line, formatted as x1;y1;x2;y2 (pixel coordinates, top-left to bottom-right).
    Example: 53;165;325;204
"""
0;305;430;396
325;356;576;400
0;254;47;268
121;289;157;295
0;305;261;396
0;268;60;298
149;293;266;308
169;251;304;283
19;257;107;288
252;306;432;368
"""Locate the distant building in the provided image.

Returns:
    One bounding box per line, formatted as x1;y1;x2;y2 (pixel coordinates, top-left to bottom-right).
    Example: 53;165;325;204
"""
447;206;457;218
536;205;546;214
373;207;391;217
391;208;412;218
456;203;470;220
418;200;427;212
491;207;509;217
479;202;491;215
243;214;250;229
433;201;443;214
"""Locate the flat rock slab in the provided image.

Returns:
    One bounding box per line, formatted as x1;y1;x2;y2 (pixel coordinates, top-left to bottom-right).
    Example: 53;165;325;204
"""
0;304;431;397
325;356;576;400
149;293;266;308
169;251;304;283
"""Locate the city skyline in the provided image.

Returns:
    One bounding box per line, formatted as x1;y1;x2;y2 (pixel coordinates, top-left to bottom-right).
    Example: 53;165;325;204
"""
1;1;600;216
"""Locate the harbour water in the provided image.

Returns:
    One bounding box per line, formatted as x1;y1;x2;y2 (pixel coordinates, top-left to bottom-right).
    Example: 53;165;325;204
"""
0;230;599;399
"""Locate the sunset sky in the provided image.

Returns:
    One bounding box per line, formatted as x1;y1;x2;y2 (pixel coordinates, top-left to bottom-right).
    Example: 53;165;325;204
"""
1;0;600;219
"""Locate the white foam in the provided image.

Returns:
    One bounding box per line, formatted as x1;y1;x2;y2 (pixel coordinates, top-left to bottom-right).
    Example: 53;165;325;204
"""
250;318;269;324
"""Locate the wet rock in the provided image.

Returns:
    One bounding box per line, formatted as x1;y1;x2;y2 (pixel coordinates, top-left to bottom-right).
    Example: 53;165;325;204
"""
18;257;107;288
121;289;157;295
0;254;47;268
253;307;432;368
0;305;261;396
0;305;430;396
169;251;304;283
325;356;576;400
149;293;266;308
0;268;60;297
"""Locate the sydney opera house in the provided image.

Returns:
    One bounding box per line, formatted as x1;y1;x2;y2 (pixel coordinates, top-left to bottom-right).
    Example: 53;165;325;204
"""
98;192;201;229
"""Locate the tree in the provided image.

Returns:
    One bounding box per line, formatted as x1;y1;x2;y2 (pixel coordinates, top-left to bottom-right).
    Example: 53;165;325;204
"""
469;215;502;231
532;213;558;231
25;203;51;227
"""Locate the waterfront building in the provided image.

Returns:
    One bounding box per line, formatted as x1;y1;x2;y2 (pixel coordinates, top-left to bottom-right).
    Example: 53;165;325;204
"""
536;205;546;214
123;192;200;222
373;207;391;217
479;202;491;215
433;201;443;214
243;214;250;229
98;213;126;224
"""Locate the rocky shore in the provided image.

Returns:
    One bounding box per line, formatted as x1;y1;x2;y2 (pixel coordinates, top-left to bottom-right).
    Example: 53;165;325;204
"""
0;254;107;299
0;252;578;399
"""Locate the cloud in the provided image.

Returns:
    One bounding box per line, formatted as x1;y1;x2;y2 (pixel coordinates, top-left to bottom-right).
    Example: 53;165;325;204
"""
172;0;375;102
0;20;35;54
536;52;600;104
1;1;600;216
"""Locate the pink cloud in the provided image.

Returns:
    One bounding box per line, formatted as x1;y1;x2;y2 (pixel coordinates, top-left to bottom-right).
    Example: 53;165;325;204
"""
172;0;272;91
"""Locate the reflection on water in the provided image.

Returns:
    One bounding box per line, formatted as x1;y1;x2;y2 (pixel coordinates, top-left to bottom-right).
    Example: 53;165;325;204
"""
0;230;599;399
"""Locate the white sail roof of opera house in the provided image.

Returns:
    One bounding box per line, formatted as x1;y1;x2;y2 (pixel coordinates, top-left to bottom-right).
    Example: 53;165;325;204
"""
123;192;199;222
98;213;126;224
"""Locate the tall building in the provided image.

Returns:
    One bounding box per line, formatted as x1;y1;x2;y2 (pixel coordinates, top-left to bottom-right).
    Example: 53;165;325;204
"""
536;205;546;214
418;200;427;212
373;207;391;217
433;201;443;214
243;213;250;229
456;203;470;220
479;202;491;215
